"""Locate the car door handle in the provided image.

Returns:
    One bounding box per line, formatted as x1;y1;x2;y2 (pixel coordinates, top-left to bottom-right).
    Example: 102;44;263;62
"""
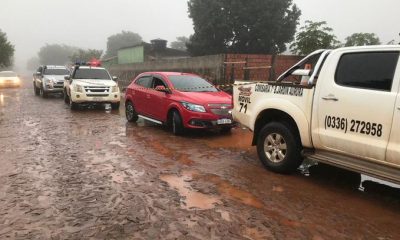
322;95;339;101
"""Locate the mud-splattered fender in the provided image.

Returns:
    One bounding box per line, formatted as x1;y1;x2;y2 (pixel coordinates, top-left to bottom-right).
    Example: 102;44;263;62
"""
250;98;313;148
166;102;184;122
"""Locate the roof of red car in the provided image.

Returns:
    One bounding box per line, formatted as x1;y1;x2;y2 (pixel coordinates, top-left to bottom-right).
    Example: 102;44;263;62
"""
141;72;198;77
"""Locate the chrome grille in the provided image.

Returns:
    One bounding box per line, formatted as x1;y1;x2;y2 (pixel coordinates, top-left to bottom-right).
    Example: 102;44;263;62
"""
87;94;109;97
84;86;110;94
211;108;231;116
208;103;233;116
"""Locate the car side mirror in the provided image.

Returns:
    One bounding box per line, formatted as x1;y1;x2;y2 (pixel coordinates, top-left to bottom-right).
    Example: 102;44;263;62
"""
112;76;118;81
155;85;170;93
64;76;71;80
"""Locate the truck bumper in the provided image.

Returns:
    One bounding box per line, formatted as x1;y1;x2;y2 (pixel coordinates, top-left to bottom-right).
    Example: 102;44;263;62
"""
71;92;121;104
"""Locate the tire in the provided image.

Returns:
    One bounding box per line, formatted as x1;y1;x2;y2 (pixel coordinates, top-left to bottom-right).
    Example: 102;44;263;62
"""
69;98;79;110
220;126;232;134
111;102;120;110
64;89;70;104
171;111;184;136
125;101;138;122
33;83;40;96
257;122;302;174
39;86;47;98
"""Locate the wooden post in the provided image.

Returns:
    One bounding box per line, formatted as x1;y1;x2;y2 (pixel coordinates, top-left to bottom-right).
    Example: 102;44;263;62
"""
244;57;249;80
269;54;277;81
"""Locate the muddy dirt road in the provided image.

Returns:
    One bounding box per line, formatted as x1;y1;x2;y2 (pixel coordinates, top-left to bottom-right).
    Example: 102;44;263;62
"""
1;80;400;239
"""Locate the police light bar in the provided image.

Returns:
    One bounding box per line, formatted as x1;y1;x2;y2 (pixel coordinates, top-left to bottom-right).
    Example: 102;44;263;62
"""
74;58;102;67
89;58;102;67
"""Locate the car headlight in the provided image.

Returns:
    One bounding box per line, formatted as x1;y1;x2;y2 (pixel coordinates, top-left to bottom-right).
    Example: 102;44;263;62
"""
74;85;83;93
112;86;119;93
181;101;206;113
44;78;52;84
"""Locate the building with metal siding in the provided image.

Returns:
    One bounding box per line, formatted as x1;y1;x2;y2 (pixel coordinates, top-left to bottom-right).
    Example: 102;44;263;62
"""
116;39;189;65
118;46;145;64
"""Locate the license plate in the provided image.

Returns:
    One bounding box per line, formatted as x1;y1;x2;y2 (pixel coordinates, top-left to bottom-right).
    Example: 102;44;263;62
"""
217;119;232;125
93;97;104;101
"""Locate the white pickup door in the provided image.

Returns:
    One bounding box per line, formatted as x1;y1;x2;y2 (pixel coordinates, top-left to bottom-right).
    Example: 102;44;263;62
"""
313;48;400;163
387;85;400;166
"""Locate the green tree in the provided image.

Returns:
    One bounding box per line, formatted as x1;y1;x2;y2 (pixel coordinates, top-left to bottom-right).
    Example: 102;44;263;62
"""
290;20;341;55
70;49;103;62
104;31;142;58
0;29;15;68
187;0;301;56
170;36;190;51
38;44;77;65
344;33;380;47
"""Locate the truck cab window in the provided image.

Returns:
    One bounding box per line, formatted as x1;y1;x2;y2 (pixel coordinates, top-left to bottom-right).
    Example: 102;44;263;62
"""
279;52;322;84
335;52;399;91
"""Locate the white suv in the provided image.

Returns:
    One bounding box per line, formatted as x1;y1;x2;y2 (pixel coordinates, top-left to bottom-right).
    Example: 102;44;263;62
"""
64;65;120;110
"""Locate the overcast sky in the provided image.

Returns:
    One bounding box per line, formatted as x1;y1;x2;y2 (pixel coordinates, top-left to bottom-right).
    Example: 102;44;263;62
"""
1;0;399;71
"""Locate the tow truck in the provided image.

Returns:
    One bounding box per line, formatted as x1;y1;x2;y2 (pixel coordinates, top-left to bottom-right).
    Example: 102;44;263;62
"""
233;46;400;184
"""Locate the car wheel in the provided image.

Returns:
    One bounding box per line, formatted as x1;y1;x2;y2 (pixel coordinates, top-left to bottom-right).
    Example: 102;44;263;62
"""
34;83;40;96
111;102;120;110
64;89;70;104
125;101;138;122
257;122;302;174
172;111;185;135
39;86;47;98
69;97;79;110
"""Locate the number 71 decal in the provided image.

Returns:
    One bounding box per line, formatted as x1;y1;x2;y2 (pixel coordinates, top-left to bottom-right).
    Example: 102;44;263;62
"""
239;103;248;113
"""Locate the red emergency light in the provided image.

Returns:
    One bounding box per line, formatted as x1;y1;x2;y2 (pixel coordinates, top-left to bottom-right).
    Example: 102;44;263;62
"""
88;58;102;67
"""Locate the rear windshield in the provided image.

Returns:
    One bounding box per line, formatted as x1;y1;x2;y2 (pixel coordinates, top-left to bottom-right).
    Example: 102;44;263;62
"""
73;68;111;80
168;75;218;92
0;72;17;77
44;68;70;75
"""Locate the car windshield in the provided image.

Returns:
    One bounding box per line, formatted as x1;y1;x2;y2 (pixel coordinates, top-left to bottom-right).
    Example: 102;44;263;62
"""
44;68;70;75
73;68;111;80
168;75;218;92
0;72;17;77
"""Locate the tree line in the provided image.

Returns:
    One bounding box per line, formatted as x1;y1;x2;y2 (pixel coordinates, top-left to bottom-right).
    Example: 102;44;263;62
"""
187;0;384;56
1;0;398;70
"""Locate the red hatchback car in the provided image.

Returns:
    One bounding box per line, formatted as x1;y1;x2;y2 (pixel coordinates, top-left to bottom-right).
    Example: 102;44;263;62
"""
125;72;234;135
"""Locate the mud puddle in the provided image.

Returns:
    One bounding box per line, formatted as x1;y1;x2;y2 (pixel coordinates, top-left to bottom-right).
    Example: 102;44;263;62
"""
191;127;253;150
160;171;222;210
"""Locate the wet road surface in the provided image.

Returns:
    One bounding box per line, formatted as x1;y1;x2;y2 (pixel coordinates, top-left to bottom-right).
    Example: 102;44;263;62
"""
1;79;400;239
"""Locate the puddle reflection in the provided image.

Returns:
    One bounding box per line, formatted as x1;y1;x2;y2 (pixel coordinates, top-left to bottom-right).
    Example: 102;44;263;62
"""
160;172;222;210
0;93;4;106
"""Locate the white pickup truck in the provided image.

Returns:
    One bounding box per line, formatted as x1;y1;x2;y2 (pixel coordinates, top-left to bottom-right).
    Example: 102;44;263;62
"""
64;64;121;110
233;46;400;184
